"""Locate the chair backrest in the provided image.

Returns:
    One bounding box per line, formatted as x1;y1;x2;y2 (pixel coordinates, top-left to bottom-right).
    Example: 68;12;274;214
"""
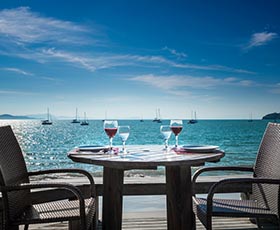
0;125;31;221
253;122;280;217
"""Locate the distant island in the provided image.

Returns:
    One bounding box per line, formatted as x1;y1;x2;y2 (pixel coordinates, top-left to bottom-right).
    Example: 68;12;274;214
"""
0;114;35;120
262;112;280;120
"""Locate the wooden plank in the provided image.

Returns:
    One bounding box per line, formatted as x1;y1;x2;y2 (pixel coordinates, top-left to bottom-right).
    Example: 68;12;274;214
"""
26;216;279;230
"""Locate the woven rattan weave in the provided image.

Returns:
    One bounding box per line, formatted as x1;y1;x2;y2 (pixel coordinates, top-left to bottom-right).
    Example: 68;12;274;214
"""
193;122;280;229
0;125;96;230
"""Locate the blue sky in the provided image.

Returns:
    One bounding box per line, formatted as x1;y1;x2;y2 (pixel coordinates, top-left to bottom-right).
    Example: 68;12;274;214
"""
0;0;279;119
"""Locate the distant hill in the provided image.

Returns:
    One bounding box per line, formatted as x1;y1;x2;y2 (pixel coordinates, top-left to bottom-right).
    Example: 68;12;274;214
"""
0;114;35;119
262;112;280;120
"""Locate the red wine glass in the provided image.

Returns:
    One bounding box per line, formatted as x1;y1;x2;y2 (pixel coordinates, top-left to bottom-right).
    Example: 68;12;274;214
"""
104;120;118;154
170;119;183;148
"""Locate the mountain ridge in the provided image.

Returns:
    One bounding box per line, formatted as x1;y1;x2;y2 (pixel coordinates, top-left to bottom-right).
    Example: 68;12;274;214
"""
262;112;280;120
0;114;35;119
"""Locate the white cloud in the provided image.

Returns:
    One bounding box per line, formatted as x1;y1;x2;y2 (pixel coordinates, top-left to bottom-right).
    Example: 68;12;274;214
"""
246;32;278;49
42;48;98;72
0;44;256;75
163;46;187;58
239;80;255;86
0;7;255;76
0;90;38;95
1;67;33;76
39;76;63;82
129;74;258;93
0;7;93;45
224;77;238;82
108;55;256;74
269;83;280;94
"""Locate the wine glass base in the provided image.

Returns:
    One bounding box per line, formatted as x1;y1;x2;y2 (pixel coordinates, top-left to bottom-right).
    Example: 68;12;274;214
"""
119;149;129;157
162;147;170;152
171;146;181;151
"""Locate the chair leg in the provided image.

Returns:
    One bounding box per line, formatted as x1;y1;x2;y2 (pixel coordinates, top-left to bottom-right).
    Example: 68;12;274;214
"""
256;218;263;229
192;212;196;230
68;220;80;230
206;216;212;230
91;216;97;230
5;226;18;230
24;224;29;230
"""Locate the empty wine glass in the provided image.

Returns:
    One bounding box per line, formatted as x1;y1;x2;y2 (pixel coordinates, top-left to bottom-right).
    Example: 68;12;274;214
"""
103;120;118;154
118;126;130;155
160;125;172;150
170;119;183;148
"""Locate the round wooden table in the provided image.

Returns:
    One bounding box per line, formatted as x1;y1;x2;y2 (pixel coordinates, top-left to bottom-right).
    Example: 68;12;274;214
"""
68;145;224;230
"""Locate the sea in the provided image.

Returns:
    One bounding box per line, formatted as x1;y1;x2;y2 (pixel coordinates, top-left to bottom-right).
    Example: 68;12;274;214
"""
0;119;273;176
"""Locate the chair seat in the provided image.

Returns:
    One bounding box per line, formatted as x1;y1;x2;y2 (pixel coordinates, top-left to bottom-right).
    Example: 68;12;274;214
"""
193;197;278;218
12;197;96;226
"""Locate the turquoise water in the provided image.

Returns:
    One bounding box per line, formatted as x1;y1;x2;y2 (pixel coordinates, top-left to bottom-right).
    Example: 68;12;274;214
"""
0;119;272;175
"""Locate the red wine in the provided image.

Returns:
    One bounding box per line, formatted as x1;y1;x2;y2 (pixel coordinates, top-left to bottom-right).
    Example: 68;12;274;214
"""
105;128;118;138
170;126;182;135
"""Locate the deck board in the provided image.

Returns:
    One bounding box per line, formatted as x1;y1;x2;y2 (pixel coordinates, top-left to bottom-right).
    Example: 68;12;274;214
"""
25;175;278;229
26;216;278;229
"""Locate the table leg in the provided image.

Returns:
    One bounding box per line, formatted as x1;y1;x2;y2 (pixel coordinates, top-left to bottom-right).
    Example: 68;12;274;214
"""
166;165;195;230
102;167;124;230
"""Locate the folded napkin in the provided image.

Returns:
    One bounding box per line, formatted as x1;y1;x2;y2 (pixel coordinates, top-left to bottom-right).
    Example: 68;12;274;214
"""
70;147;119;155
109;147;119;155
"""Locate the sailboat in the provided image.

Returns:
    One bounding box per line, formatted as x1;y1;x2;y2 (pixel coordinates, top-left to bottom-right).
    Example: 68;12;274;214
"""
248;113;253;122
71;108;80;123
153;108;162;123
42;108;52;125
80;112;89;126
102;111;107;122
188;111;198;124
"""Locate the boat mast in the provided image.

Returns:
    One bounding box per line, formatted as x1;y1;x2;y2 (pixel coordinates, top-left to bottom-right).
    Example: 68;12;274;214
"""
47;108;50;121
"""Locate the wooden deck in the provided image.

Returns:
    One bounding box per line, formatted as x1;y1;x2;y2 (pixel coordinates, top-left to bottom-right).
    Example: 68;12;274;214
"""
121;217;278;230
26;216;278;229
25;174;278;230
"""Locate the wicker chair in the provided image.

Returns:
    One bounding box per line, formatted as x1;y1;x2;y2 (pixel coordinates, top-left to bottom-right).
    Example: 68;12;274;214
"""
0;125;96;230
193;122;280;229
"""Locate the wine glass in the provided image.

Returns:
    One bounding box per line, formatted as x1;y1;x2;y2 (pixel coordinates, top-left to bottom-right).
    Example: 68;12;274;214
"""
160;125;172;150
118;126;130;155
170;119;183;148
103;120;118;154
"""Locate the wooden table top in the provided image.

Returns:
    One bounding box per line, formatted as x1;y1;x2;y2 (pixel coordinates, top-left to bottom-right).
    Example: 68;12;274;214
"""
68;145;225;169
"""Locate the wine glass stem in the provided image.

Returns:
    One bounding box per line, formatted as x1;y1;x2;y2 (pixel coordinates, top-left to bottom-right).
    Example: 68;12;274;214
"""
109;137;113;150
165;139;168;149
175;135;179;147
122;141;126;152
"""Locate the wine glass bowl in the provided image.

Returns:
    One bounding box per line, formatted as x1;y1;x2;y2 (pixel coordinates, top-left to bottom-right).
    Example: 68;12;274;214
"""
160;125;172;150
118;126;130;154
103;120;118;154
170;119;183;148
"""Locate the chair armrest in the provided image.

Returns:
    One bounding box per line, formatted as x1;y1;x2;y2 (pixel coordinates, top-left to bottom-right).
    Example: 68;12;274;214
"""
206;177;280;216
28;168;95;196
192;166;254;183
0;182;88;221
